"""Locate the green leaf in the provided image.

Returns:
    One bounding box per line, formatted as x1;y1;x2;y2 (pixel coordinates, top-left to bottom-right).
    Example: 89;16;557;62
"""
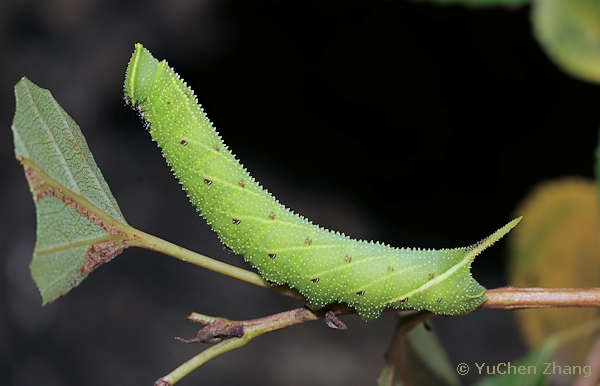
532;0;600;84
378;314;459;386
473;318;600;386
406;0;529;8
472;344;556;386
12;77;131;305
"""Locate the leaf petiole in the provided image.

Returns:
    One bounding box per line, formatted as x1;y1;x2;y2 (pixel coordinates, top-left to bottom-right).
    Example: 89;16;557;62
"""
126;227;306;302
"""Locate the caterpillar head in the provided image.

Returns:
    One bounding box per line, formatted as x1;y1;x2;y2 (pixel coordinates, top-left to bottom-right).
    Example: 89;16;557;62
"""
124;43;159;106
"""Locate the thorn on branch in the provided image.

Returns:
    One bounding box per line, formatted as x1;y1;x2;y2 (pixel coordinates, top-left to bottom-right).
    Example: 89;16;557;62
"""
324;311;347;330
175;319;244;344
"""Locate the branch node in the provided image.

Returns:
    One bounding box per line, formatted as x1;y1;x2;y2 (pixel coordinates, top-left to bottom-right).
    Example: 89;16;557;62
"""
176;319;244;344
324;311;348;330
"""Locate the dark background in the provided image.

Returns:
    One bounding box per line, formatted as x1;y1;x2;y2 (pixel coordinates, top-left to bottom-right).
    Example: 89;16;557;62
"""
1;0;599;385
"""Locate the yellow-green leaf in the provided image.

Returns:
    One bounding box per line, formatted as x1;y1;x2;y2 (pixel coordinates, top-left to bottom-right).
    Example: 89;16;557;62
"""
474;318;600;386
532;0;600;84
508;177;600;350
12;77;131;305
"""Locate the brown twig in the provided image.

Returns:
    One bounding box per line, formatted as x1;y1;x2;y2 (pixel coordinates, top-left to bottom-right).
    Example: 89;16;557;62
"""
177;287;600;343
178;287;600;344
181;304;356;344
157;307;348;385
481;287;600;310
161;287;600;384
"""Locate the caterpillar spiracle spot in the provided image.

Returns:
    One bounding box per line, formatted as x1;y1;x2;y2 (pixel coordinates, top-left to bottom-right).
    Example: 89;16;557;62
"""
124;44;521;321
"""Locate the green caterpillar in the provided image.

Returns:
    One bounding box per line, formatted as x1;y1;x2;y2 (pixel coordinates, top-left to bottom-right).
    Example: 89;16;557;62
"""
124;44;520;321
